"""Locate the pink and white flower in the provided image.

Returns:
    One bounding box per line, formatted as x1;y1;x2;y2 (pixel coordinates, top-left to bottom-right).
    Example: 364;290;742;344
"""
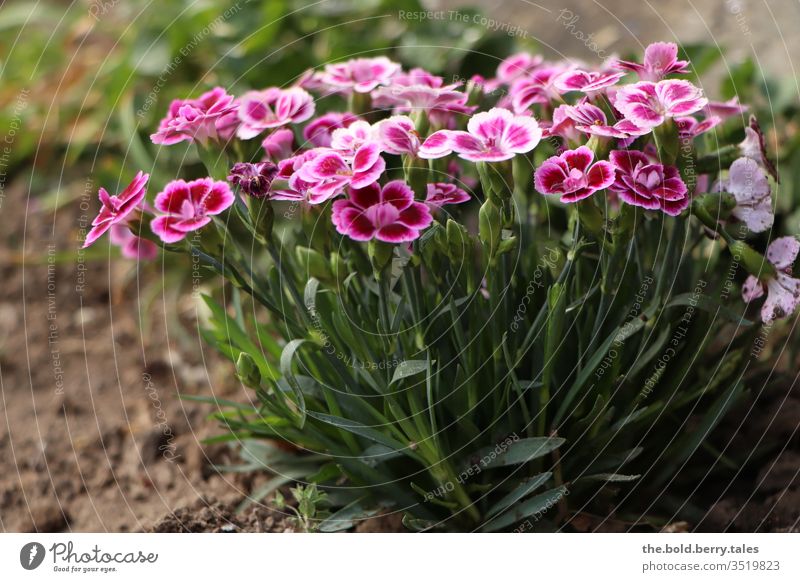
151;88;237;145
372;84;473;128
237;87;315;139
425;183;470;207
509;67;565;113
742;237;800;323
297;143;385;203
303;112;358;148
495;52;544;85
608;150;689;216
150;178;235;243
331;180;432;243
261;129;296;161
563;103;650;139
534;146;615;203
330;120;375;157
374;116;421;156
704;97;748;120
321;57;400;93
613;42;690;81
614;80;708;128
83;171;149;248
715;157;773;233
427;108;542;162
675;115;722;139
109;224;158;260
554;69;625;94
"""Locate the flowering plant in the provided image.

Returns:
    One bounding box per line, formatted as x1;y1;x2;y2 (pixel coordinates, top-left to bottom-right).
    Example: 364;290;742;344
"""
87;45;794;530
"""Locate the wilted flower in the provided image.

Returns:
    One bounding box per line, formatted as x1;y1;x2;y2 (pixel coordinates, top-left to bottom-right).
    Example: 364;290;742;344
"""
425;183;471;207
237;87;315;139
430;107;542;162
151;178;235;243
742;237;800;323
613;42;690;81
715;157;773;232
303;112;358;147
109;224;158;260
297;143;385;203
321;57;400;93
83;171;149;248
261;129;296;161
331;180;432;243
554;69;625;94
534;146;615;203
151;88;237;145
614;80;707;128
608;150;689;216
738;116;778;182
227;162;279;198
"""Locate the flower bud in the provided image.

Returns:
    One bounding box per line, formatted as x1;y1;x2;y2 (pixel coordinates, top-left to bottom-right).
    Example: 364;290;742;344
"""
236;352;262;388
729;241;777;279
479;198;502;257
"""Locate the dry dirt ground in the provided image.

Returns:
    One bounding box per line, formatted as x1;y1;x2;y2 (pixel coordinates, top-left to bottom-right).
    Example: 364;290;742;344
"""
2;0;799;533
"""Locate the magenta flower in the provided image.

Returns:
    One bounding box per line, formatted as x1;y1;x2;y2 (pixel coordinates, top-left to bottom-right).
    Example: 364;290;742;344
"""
509;67;564;113
563;103;650;139
151;88;237;145
330;120;375;157
704;97;748;120
321;57;400;93
496;52;544;85
554;69;625;94
83;171;149;248
389;67;446;88
440;108;542;162
614;42;689;82
418;130;455;160
150;178;235;243
331;180;432;243
742;237;800;323
237;88;315;139
227;162;279;198
109;224;158;261
297;143;385;204
425;183;471;207
372;83;471;121
715;157;773;233
271;150;321;202
675;115;721;139
261;129;296;161
374;116;421;156
608;150;689;216
614;80;708;128
303;112;358;148
534;146;615;203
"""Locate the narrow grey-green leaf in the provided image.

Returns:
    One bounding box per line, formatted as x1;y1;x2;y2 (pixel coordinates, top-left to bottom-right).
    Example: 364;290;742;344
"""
482;486;568;532
390;360;429;384
470;437;565;469
486;472;552;518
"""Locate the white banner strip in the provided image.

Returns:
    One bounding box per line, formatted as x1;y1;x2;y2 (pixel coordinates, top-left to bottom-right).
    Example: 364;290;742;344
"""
1;533;797;580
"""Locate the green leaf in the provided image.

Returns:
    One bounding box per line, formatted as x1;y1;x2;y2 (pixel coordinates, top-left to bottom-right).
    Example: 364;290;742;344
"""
471;437;565;469
581;473;640;483
390;360;429;384
666;293;754;327
319;497;377;532
279;339;312;428
486;472;552;518
482;486;568;532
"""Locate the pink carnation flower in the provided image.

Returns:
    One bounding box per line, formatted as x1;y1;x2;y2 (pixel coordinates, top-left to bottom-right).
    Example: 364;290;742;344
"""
496;52;544;85
331;180;432;243
608;150;689;216
704;97;748;120
83;171;149;248
321;57;400;93
150;178;235;243
297;143;385;204
715;157;773;233
330;120;375;157
425;183;471;207
613;42;690;81
151;88;237;145
374;116;421;156
372;84;473;128
109;224;158;260
563;103;650;139
428;108;542;162
534;146;615;203
509;67;565;113
554;69;625;94
303;112;358;148
675;115;722;139
261;129;296;161
237;88;315;140
614;80;707;128
742;237;800;323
